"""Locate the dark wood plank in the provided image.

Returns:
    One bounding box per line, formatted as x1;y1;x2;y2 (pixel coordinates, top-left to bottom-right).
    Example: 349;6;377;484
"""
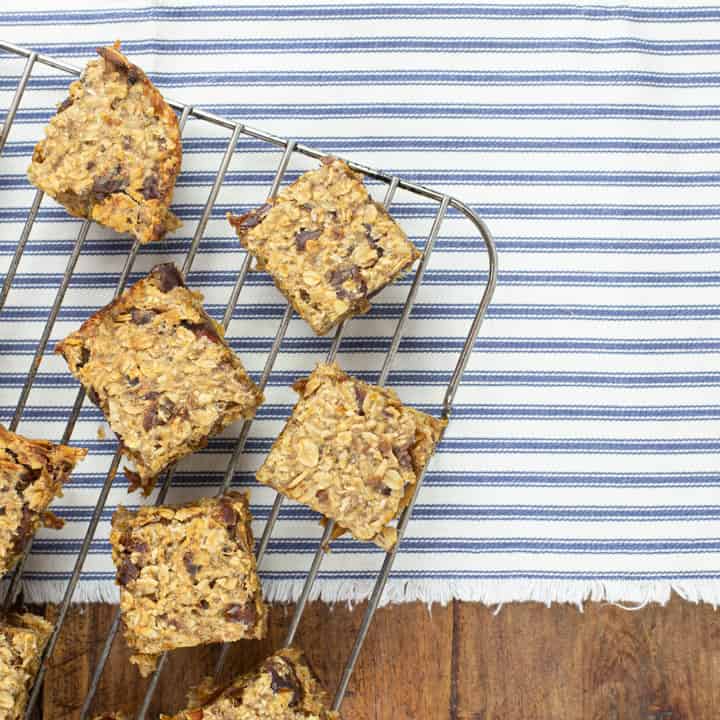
40;596;720;720
41;601;453;719
453;596;720;720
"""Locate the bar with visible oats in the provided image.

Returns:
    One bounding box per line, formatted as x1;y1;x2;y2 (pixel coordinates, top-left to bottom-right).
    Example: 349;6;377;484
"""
0;612;53;720
256;363;446;550
110;492;267;677
56;263;263;495
27;42;182;245
0;425;86;575
162;648;340;719
228;158;419;336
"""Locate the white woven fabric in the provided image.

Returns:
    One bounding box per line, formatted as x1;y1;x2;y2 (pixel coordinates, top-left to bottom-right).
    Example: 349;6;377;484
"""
1;0;720;606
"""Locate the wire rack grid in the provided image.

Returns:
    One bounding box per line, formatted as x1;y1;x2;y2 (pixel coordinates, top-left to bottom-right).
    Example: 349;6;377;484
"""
0;39;497;720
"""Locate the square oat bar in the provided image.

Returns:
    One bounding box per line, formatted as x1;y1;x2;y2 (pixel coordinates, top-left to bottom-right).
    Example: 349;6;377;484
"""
27;43;182;245
162;648;339;719
110;492;267;677
0;425;86;575
56;263;263;495
228;158;420;335
256;363;446;549
0;612;53;720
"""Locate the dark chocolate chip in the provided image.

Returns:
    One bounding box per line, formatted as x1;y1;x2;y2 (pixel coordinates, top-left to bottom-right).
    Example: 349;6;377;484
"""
240;214;263;229
298;288;311;303
86;161;96;171
183;552;200;578
151;263;184;293
350;265;368;297
224;603;256;626
393;442;413;469
127;67;139;85
57;96;73;114
20;465;41;486
131;308;157;325
219;501;238;529
157;614;181;630
328;265;366;300
91;169;127;202
263;659;303;706
327;267;352;287
159;397;176;419
180;319;220;344
141;174;160;200
117;559;140;586
128;540;150;555
142;406;157;432
77;346;91;369
11;506;34;554
58;460;74;476
143;396;176;431
354;384;366;415
364;223;385;258
199;599;209;609
235;203;272;230
294;228;321;252
128;539;149;554
381;485;392;496
126;375;140;387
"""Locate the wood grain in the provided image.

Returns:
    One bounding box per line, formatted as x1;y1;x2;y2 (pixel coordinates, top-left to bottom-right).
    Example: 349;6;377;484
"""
41;602;452;720
453;599;720;720
40;597;720;720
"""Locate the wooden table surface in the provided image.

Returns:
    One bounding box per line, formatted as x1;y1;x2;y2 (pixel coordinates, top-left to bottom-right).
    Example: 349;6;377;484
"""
40;595;719;719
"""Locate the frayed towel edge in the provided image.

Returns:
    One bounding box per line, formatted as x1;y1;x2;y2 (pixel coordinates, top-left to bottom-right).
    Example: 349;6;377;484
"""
16;578;720;610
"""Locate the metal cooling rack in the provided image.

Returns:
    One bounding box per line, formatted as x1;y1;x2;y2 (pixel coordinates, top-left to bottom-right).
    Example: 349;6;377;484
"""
0;39;497;720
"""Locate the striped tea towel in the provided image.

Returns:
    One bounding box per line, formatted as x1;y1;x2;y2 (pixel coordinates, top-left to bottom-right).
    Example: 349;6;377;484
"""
1;0;720;607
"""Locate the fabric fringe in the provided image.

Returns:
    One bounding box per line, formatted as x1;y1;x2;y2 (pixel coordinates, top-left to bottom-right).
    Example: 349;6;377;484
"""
17;579;720;610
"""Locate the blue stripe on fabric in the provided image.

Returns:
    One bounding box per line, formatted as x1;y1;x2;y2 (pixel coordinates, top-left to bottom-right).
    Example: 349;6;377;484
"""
4;203;720;222
2;337;719;356
3;404;720;423
62;470;720;490
2;237;720;257
8;170;720;189
49;504;720;523
7;70;720;90
26;537;720;556
5;5;720;24
6;37;720;55
2;304;719;322
6;137;720;157
10;437;720;455
4;370;720;389
12;104;720;123
6;269;720;288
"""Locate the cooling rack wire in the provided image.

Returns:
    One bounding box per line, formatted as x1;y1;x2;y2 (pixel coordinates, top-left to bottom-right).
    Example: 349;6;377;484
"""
0;39;497;720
